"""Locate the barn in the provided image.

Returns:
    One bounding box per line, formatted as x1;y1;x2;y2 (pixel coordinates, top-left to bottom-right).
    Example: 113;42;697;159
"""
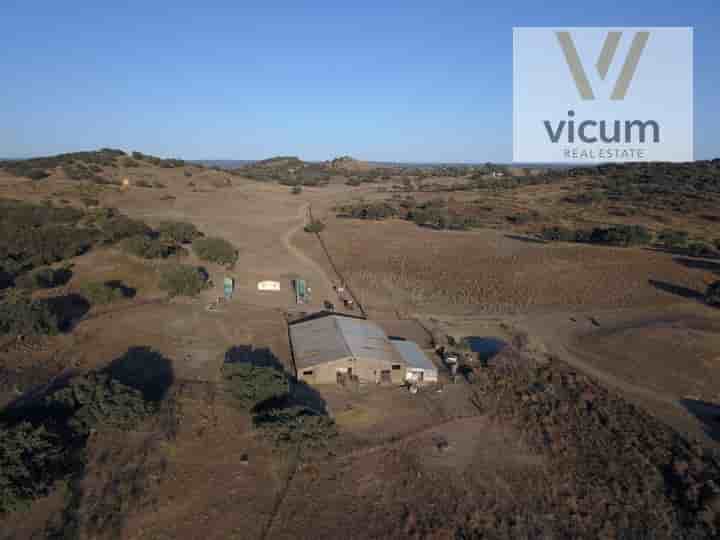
289;313;406;385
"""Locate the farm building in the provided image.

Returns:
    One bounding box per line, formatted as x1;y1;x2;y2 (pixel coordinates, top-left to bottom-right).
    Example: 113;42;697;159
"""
390;339;438;384
289;313;414;385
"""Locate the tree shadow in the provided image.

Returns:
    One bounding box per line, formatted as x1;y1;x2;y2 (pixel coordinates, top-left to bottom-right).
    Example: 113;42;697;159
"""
43;293;91;332
0;270;13;290
52;267;74;287
648;279;705;302
505;234;547;245
104;280;137;299
103;346;174;403
673;257;720;275
224;345;285;371
1;368;82;419
288;310;367;326
288;378;328;414
646;246;720;260
679;398;720;442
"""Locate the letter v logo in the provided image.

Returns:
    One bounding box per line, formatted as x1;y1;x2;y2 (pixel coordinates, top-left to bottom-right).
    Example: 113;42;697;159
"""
556;31;649;100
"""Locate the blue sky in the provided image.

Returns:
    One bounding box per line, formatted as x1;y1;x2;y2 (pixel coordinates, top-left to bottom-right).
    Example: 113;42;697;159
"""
1;1;718;162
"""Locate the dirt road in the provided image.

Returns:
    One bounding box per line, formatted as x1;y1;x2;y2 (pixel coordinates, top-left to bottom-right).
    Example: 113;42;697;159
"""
281;201;337;300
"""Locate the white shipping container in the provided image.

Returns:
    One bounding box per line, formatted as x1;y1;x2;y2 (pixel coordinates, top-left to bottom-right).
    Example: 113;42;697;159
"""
257;280;281;291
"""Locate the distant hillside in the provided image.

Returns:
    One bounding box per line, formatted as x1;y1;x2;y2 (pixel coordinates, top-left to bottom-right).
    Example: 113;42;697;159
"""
0;149;187;183
230;156;331;186
190;160;255;169
326;155;373;172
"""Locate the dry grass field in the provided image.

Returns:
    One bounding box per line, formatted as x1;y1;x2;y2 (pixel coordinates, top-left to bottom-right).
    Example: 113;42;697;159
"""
294;215;715;315
1;153;719;538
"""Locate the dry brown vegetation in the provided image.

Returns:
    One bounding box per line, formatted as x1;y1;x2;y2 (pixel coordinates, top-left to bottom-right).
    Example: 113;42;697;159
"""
294;216;715;315
468;349;720;538
2;150;720;539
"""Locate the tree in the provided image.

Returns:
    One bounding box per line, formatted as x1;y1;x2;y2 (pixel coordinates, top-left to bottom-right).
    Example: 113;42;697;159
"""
0;294;59;336
706;281;720;307
158;221;201;244
79;281;126;305
304;220;325;233
658;229;689;250
222;361;288;409
121;235;175;259
15;266;72;290
192;237;238;266
541;226;575;242
159;264;209;297
687;242;713;258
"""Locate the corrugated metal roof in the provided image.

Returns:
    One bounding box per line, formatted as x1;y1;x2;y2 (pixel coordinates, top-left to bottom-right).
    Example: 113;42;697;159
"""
290;314;403;370
391;339;437;372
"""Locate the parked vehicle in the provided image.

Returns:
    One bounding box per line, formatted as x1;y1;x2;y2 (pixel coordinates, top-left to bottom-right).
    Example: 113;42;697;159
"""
444;351;459;366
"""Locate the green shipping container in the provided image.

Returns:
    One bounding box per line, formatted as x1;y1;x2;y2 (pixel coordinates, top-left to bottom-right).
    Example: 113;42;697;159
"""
224;277;235;299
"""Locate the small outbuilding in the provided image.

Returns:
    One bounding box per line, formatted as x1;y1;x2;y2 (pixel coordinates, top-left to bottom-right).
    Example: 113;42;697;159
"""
390;339;438;384
257;280;281;291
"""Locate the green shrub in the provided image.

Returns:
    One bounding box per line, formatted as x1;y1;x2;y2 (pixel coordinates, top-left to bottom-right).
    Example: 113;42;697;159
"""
222;361;288;409
338;202;398;220
507;211;541;225
159;264;209;297
192;237;238;265
0;350;167;514
96;215;151;243
0;422;65;513
304;220;325;233
658;229;689;250
541;226;576;242
121;235;174;259
254;406;337;449
291;185;303;195
0;295;59;336
687;242;714;258
589;225;652;246
26;169;49;181
706;281;720;307
0;201;117;280
79;281;125;305
157;221;201;244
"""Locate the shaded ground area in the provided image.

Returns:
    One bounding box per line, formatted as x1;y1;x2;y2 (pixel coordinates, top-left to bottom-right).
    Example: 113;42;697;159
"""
681;398;720;442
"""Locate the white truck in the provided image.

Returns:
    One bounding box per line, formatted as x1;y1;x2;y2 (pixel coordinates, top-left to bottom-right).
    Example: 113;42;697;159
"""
443;351;459;382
